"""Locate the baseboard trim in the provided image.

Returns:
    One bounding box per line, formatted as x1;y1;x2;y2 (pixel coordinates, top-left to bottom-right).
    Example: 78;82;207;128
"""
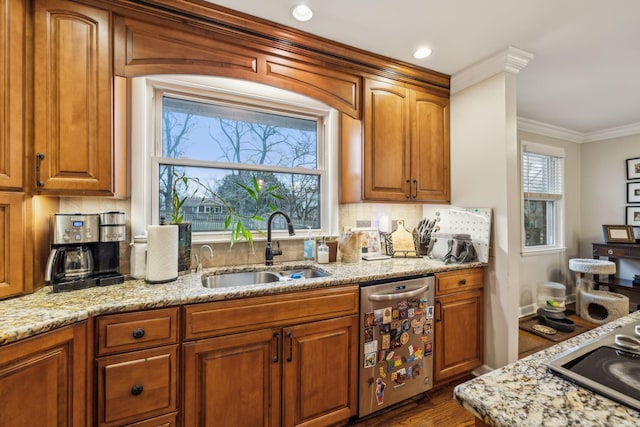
471;365;493;376
519;304;537;318
520;294;577;318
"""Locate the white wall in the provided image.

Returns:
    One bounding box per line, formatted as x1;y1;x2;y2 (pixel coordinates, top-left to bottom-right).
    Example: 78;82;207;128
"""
581;134;640;310
450;72;521;368
517;131;582;315
581;134;640;253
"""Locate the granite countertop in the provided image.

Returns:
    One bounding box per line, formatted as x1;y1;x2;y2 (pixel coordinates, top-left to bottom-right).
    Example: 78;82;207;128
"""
0;258;484;347
454;310;640;427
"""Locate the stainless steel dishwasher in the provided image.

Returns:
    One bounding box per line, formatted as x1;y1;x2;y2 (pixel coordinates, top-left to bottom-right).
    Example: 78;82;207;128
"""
358;274;435;417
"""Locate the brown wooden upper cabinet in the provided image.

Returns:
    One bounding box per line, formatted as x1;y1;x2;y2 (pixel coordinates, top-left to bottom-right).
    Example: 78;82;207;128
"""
362;78;450;203
0;0;25;191
33;0;127;197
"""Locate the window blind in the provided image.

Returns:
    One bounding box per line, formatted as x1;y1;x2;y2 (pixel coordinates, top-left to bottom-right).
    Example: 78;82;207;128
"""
522;151;563;199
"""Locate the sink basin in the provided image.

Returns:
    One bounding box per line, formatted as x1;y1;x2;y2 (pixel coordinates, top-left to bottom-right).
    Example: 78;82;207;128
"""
201;267;330;288
277;268;330;279
202;271;280;288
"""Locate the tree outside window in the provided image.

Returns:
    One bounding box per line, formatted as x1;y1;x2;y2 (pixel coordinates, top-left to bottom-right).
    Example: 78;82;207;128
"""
158;94;322;232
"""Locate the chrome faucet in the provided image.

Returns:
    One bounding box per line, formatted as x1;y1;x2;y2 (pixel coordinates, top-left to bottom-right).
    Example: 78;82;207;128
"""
195;245;214;273
266;211;295;265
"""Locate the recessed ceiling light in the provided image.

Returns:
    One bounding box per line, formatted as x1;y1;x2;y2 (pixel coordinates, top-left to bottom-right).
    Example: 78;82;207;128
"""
291;4;313;22
413;47;432;59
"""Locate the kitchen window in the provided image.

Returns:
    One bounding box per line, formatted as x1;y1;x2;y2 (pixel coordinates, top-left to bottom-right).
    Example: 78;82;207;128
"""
130;76;338;242
521;142;565;253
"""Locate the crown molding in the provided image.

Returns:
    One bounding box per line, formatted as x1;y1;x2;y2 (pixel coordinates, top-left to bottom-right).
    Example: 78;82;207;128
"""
518;117;640;143
517;118;584;142
582;122;640;143
451;46;534;94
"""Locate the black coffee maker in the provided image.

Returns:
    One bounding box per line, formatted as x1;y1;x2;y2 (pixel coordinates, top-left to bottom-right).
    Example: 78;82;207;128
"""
45;212;125;292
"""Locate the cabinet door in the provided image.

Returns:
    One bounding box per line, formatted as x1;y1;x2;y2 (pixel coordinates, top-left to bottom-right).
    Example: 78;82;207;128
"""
411;89;450;202
0;192;26;299
283;315;358;427
0;0;25;189
363;79;411;201
33;0;113;194
0;323;87;427
434;289;483;384
183;328;281;427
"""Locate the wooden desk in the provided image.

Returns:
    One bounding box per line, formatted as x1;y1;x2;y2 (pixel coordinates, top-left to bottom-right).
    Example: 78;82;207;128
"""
592;242;640;294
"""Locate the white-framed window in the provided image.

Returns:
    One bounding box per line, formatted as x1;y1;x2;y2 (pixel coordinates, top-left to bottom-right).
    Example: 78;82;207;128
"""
521;141;565;253
129;76;339;243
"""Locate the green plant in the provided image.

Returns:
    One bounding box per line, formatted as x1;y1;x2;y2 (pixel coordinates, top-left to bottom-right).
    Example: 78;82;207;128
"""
170;171;283;249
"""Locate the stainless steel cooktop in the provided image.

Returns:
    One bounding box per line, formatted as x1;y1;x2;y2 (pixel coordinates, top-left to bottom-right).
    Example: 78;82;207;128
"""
545;320;640;411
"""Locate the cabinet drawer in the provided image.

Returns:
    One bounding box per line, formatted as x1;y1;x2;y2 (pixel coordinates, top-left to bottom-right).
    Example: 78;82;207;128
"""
184;285;358;340
593;246;629;258
123;412;177;427
435;268;484;296
97;346;178;427
96;307;179;356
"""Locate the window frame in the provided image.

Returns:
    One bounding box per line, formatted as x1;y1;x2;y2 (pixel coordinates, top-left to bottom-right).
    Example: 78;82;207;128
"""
520;141;566;255
130;75;339;244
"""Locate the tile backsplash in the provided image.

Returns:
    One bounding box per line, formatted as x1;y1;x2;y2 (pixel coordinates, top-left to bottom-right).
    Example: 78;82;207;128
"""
59;197;433;270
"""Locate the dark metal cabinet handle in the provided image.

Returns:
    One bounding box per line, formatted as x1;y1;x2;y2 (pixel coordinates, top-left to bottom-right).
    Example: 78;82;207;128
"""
405;179;411;199
286;331;293;362
412;179;418;199
273;332;280;363
132;328;145;339
131;384;144;396
459;279;467;286
35;153;45;187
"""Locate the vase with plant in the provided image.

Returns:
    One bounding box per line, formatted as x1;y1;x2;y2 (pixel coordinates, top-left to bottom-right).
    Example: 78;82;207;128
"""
169;171;283;269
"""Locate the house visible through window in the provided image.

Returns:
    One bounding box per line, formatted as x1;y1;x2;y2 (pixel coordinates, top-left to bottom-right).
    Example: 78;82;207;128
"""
522;142;565;250
155;88;325;233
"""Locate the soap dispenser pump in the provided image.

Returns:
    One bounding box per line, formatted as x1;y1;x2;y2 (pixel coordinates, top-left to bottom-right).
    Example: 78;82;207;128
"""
317;237;329;264
303;226;315;260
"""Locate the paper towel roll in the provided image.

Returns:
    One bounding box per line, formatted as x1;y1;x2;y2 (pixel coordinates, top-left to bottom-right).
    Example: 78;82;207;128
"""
146;224;178;283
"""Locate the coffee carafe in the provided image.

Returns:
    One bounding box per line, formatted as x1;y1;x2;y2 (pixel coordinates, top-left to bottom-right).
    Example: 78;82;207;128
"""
45;213;100;291
55;245;94;279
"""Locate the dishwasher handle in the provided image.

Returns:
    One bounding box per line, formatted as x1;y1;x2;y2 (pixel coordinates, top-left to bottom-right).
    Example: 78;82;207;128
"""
367;284;430;301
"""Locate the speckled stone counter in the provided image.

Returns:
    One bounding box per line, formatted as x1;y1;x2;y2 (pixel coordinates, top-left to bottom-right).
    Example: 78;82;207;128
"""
0;258;483;346
454;310;640;427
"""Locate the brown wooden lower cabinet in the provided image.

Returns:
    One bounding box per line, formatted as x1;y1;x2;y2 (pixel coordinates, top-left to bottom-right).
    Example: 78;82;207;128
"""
183;315;359;427
123;413;178;427
183;286;359;427
96;346;178;427
183;328;281;426
0;285;375;426
434;268;484;385
95;308;179;427
282;315;359;427
0;323;87;427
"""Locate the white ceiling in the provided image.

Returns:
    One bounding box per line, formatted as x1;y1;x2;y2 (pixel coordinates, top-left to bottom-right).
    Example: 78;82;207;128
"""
205;0;640;139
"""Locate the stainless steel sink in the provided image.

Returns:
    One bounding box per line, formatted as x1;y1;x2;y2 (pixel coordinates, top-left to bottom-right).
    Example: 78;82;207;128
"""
201;267;330;288
277;268;330;279
201;271;281;288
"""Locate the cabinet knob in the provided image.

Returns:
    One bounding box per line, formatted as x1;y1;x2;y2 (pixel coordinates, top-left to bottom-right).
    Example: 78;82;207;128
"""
459;279;467;286
131;384;144;396
607;249;614;255
132;328;145;339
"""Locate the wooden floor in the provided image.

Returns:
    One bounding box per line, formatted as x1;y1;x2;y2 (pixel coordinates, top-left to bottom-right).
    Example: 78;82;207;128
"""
350;376;476;427
350;308;596;427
